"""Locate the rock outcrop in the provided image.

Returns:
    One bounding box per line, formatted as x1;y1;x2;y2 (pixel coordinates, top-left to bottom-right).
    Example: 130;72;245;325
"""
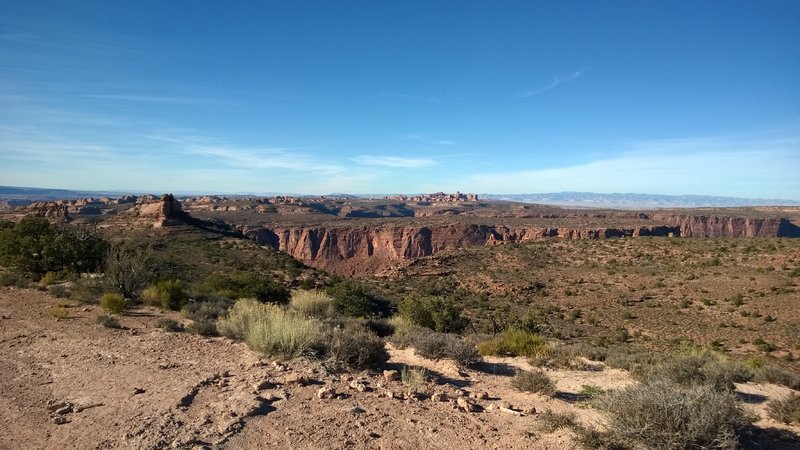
135;194;185;227
241;223;681;275
653;214;800;238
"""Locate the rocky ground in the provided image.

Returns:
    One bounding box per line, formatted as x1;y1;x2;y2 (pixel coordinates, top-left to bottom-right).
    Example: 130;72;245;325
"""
1;287;798;449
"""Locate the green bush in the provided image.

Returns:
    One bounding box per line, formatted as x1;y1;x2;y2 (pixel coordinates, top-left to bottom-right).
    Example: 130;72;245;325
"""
637;354;753;391
0;217;106;277
398;295;468;333
142;278;187;310
102;242;155;299
596;380;753;449
196;272;289;303
322;323;389;371
392;326;482;367
100;292;125;314
325;279;387;318
478;329;548;357
767;393;800;425
754;365;800;390
511;369;556;395
290;290;336;319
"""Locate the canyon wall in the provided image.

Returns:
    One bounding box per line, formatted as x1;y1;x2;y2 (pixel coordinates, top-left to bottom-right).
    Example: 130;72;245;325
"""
241;214;799;275
241;223;681;275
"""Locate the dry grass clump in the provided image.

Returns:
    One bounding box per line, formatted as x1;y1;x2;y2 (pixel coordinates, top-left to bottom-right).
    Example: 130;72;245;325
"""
767;393;800;425
511;369;556;396
401;365;428;393
478;329;549;358
50;305;68;319
290;290;336;319
100;292;125;314
595;380;753;449
392;325;482;367
218;299;317;358
218;298;387;369
96;314;122;329
536;410;578;432
155;318;182;332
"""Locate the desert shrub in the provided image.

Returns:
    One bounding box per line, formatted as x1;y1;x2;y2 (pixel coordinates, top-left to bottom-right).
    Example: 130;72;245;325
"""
604;346;662;376
363;318;394;337
96;314;122;329
754;365;800;390
155;318;183;332
537;410;578;432
102;242;155;299
41;271;58;285
143;278;187;310
47;284;70;298
637;354;753;391
186;319;217;336
197;272;289;303
0;270;28;287
100;292;125;314
401;366;428;393
393;326;482;367
290;290;336;319
50;305;68;319
322;323;389;370
398;294;467;333
579;385;605;399
511;369;556;396
181;295;234;322
478;329;548;358
325;279;388;318
218;299;318;358
767;394;800;425
596;380;753;449
0;218;106;278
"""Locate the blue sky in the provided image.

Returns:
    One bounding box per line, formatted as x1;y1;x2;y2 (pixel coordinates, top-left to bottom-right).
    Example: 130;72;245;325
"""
1;1;798;198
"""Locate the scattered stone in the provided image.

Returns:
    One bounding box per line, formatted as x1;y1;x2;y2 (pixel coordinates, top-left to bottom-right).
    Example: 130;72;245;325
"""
381;390;399;399
349;380;369;392
498;406;522;416
0;314;9;319
317;386;337;400
52;416;69;425
272;362;286;372
349;406;366;415
523;406;537;415
253;379;275;391
55;405;73;415
454;389;467;398
382;370;399;382
47;401;70;413
456;397;478;413
132;387;146;396
470;390;489;400
283;373;308;386
429;392;448;402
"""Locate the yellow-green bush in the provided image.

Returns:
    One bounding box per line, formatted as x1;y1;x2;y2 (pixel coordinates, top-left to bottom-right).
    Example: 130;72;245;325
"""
290;290;336;319
100;292;125;314
478;329;549;357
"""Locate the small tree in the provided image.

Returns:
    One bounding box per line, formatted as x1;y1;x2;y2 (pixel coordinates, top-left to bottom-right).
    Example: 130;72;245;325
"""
102;242;155;299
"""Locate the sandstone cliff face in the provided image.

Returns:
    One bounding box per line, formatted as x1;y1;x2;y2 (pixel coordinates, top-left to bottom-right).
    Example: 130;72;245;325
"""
241;223;681;275
653;215;799;238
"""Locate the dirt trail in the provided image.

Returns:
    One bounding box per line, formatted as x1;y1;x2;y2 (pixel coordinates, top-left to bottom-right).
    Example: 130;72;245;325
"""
1;287;798;449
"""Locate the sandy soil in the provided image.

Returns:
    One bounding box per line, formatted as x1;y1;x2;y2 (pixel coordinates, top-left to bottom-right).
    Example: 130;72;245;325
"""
1;287;798;449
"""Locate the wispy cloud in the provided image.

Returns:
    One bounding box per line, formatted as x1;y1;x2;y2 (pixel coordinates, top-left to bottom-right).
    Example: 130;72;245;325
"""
464;133;800;198
519;68;585;98
352;155;436;168
80;93;222;105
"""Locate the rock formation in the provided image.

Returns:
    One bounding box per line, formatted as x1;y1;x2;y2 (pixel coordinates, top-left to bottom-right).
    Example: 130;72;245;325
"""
135;194;185;227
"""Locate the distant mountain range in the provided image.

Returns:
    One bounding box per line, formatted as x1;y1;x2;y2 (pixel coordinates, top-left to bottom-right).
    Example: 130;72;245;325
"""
482;192;800;209
2;186;799;209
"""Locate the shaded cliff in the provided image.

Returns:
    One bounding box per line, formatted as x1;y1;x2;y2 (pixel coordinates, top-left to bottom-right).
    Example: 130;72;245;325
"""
241;223;681;275
654;215;800;238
